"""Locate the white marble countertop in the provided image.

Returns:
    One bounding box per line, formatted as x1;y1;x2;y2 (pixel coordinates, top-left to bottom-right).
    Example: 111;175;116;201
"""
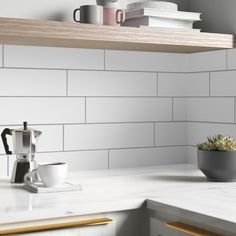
1;164;236;230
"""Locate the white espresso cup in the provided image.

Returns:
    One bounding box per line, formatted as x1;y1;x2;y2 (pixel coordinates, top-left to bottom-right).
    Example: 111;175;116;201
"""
25;162;67;187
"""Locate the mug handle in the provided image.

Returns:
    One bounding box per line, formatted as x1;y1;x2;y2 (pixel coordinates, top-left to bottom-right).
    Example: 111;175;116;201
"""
116;9;125;24
24;169;38;185
73;8;81;22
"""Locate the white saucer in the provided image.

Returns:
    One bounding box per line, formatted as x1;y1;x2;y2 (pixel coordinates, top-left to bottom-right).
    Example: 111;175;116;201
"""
24;182;82;193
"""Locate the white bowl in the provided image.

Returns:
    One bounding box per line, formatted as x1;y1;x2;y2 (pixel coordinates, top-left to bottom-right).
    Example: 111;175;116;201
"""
126;1;178;11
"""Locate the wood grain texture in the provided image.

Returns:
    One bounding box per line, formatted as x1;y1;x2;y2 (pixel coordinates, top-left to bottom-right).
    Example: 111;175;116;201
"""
0;17;234;53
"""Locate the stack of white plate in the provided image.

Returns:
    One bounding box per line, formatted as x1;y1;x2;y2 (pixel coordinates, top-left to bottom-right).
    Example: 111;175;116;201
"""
123;1;201;32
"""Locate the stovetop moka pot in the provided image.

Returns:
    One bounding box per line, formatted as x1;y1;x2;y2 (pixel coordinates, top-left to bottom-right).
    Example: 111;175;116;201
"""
1;122;42;183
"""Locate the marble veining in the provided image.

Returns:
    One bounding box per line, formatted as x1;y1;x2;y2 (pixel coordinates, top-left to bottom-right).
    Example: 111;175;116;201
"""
0;164;236;228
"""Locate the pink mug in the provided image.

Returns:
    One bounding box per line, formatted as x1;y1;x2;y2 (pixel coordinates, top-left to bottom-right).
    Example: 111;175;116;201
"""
103;8;125;26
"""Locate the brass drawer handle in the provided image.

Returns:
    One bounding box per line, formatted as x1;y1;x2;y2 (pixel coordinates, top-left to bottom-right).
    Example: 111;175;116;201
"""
0;217;113;235
166;222;223;236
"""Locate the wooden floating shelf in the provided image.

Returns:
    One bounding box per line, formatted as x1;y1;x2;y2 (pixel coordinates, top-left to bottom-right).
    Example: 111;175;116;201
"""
0;17;235;53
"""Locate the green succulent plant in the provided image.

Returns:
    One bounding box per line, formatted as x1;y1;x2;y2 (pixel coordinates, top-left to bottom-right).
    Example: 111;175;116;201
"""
197;134;236;151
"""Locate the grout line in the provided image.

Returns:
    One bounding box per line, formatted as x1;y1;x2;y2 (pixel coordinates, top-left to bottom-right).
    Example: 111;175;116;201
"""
0;121;187;127
2;66;236;74
186;145;197;148
10;145;187;154
2;44;4;68
66;70;69;96
209;72;211;96
85;97;87;123
186;120;236;125
0;95;234;98
2;66;187;73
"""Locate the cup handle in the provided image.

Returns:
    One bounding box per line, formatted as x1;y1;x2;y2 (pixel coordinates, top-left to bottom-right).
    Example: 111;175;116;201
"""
24;169;38;185
116;9;125;24
73;8;81;22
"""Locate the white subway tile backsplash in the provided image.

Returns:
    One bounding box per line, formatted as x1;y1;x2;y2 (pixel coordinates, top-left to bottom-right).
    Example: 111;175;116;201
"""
64;123;154;150
0;156;7;177
4;45;104;70
105;50;187;72
174;98;234;123
37;150;108;171
187;122;236;146
158;73;209;97
0;98;85;125
155;122;186;146
188;50;227;72
109;146;186;168
0;69;66;96
86;98;172;123
227;48;236;69
1;44;234;172
211;71;236;96
68;71;157;96
0;125;63;154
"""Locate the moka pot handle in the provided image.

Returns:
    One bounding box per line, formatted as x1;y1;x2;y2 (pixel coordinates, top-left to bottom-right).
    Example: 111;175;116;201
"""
1;128;12;155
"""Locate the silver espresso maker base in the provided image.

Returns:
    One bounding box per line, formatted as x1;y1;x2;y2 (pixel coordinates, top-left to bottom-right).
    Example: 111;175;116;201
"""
11;160;37;183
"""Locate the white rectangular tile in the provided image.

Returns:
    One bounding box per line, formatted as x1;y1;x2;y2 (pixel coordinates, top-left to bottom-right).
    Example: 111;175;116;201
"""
187;122;236;146
0;69;66;96
173;98;234;123
186;146;197;165
0;156;7;177
173;98;187;121
64;123;154;150
109;146;186;168
68;70;157;96
158;146;186;164
4;45;104;70
158;73;209;96
155;122;186;146
227;48;236;69
211;71;236;96
86;98;172;123
105;50;187;72
188;50;227;72
0;125;63;154
0;98;85;125
37;150;108;171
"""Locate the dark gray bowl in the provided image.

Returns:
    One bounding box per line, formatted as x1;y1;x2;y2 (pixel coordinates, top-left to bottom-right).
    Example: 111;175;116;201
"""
197;150;236;182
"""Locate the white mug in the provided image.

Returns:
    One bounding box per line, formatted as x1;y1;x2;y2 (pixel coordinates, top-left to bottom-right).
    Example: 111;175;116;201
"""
25;163;67;187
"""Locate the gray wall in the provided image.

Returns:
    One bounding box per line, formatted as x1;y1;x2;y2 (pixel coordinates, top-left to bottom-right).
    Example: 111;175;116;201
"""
188;0;236;34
